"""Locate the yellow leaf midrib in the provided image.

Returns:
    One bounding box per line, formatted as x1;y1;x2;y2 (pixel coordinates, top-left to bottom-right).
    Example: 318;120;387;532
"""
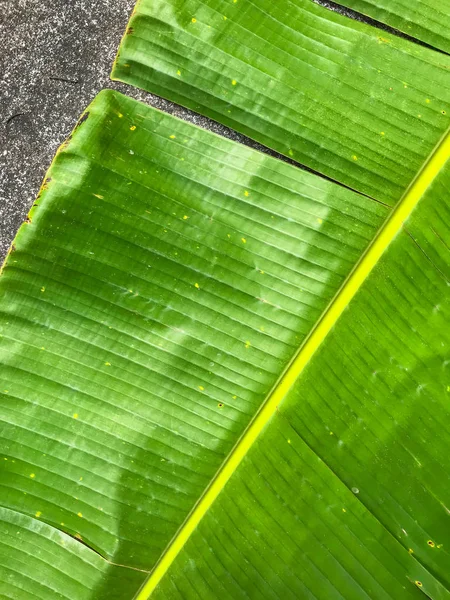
135;124;450;599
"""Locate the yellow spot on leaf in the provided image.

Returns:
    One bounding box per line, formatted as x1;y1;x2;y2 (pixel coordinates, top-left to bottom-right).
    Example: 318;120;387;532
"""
408;548;413;554
287;439;291;444
79;477;83;481
244;190;249;197
342;508;346;512
105;362;111;367
232;395;237;399
426;99;431;104
41;287;45;293
223;15;227;20
77;512;83;518
30;473;35;478
232;79;237;86
352;155;358;161
198;385;205;391
259;270;264;274
130;125;136;131
93;194;104;199
317;218;323;224
288;149;294;156
241;238;247;244
73;413;78;419
35;511;42;517
183;215;189;220
380;131;385;136
169;135;176;139
177;69;181;76
117;113;123;118
191;17;197;23
330;431;334;435
194;283;200;289
245;341;251;349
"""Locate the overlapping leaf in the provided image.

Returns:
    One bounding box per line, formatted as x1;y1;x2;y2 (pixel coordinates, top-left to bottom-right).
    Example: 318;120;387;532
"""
332;0;450;55
112;0;450;203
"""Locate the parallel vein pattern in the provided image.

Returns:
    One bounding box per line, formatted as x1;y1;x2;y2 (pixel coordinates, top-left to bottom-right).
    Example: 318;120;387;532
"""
0;507;146;600
0;90;386;598
149;148;450;600
333;0;450;55
112;0;450;204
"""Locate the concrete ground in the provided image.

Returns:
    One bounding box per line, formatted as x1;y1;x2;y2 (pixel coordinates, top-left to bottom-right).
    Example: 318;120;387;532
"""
0;1;384;261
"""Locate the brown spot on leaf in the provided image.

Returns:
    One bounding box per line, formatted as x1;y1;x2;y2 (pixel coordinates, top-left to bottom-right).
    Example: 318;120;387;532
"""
74;111;90;131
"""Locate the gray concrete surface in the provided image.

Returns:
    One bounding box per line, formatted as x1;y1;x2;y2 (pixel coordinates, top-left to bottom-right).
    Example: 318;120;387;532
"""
0;1;389;261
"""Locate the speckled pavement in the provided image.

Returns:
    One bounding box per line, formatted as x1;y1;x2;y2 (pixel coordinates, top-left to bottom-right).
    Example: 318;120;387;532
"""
0;1;391;261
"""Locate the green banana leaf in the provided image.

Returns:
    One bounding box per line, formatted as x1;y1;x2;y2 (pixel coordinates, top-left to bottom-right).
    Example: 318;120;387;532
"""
111;0;450;204
149;156;450;600
329;1;450;55
1;2;450;599
0;89;389;598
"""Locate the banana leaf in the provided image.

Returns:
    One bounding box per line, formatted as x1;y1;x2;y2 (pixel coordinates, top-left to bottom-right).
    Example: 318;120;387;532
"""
1;88;390;598
111;0;450;204
147;148;450;600
1;2;450;599
328;1;450;55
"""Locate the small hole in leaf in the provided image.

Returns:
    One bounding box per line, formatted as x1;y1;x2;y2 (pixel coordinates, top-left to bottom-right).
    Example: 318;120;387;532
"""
218;403;224;408
427;540;435;547
415;581;423;588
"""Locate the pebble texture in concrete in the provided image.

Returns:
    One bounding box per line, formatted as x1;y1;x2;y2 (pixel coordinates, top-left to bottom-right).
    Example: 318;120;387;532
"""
0;0;391;261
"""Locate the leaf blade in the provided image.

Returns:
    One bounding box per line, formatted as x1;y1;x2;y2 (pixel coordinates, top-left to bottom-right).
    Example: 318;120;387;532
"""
112;0;450;203
0;89;387;597
147;138;450;600
331;0;450;54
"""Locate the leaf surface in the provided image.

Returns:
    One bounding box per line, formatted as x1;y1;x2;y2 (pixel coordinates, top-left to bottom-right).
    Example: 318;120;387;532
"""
331;1;450;55
148;153;450;600
112;0;450;203
0;89;388;598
